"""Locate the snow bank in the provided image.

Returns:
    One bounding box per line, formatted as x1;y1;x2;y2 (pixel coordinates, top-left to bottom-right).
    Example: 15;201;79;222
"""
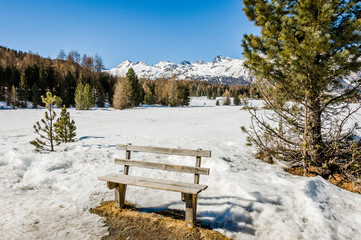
0;97;360;240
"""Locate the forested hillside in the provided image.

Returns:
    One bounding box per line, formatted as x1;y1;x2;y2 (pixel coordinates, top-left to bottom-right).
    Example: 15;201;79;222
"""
0;46;116;108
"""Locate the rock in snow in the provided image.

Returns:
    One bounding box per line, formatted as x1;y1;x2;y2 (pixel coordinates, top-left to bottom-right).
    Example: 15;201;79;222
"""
105;56;253;85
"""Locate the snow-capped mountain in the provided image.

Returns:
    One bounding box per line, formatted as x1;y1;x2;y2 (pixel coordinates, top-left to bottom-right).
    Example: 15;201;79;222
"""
105;56;253;85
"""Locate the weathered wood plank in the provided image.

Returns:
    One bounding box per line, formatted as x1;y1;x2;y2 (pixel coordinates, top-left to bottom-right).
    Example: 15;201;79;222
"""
114;185;120;207
116;144;211;158
194;149;202;184
114;158;210;175
193;149;202;215
119;184;127;208
98;173;208;195
184;193;196;227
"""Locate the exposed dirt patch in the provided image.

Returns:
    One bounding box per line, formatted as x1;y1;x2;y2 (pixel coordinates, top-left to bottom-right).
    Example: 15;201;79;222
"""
91;201;231;240
285;166;361;194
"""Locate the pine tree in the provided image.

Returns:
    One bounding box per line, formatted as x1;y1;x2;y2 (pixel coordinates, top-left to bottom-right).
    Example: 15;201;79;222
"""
30;92;59;152
31;83;40;108
234;94;240;106
242;0;361;178
216;99;220;106
177;83;190;106
75;82;85;109
127;68;143;107
75;82;94;110
19;73;28;108
113;68;143;109
61;71;76;107
84;83;94;109
54;105;76;143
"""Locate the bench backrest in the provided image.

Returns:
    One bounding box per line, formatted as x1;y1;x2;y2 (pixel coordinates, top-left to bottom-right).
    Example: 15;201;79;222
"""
115;143;211;184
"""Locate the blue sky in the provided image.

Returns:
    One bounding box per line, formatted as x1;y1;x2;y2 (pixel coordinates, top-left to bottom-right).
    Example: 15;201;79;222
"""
0;0;258;68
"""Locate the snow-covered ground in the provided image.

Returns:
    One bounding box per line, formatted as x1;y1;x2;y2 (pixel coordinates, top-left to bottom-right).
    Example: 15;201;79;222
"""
0;97;360;240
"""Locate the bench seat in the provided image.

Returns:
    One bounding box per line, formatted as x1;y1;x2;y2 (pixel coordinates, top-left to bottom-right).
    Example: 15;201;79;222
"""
98;173;208;195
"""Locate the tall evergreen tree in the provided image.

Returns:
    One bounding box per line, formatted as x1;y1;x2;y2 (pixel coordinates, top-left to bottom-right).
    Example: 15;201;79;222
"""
127;68;143;106
61;71;76;107
176;83;190;106
39;68;48;95
75;82;94;110
19;73;28;108
234;94;241;106
31;83;40;108
30;92;59;152
113;68;143;109
242;0;361;178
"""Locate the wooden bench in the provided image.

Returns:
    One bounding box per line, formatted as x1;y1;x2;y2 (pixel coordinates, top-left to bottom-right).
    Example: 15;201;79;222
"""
98;143;211;227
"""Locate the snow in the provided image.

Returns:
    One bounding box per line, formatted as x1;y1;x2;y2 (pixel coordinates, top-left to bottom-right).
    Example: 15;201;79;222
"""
1;97;361;240
105;56;253;85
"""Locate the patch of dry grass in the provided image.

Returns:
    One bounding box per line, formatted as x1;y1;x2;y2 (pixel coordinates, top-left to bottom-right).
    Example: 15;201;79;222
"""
91;201;231;240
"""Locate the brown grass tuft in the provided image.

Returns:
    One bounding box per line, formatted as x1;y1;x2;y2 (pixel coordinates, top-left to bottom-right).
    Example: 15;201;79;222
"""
91;201;231;240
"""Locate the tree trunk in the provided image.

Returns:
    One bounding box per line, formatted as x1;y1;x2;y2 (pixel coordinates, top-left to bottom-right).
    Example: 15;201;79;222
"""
303;90;309;176
308;96;323;168
49;109;54;151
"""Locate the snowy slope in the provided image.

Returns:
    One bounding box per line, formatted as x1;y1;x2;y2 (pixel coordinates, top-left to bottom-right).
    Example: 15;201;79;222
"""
105;56;253;85
1;98;361;240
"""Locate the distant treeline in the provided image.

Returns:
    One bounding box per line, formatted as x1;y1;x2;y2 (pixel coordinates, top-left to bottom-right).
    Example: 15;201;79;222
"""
0;46;259;109
137;78;260;106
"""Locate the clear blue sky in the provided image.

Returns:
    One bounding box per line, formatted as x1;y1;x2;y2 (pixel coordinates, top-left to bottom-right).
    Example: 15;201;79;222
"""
0;0;258;69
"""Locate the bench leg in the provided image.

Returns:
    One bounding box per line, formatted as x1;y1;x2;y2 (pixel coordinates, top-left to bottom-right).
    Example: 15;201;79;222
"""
193;194;198;216
115;184;127;208
184;193;197;227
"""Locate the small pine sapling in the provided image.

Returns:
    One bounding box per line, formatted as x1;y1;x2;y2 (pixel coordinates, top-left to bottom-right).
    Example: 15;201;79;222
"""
54;105;76;143
216;99;220;106
30;92;60;152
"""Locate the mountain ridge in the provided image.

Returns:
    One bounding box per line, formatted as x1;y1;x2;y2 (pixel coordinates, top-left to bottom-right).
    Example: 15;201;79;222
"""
105;56;253;85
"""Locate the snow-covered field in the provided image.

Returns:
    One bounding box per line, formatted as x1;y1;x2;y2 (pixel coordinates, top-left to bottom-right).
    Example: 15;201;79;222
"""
1;97;361;240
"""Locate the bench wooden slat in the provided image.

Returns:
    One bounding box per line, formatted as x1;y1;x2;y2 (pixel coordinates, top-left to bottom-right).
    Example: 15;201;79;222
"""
116;144;211;158
98;173;208;195
114;158;210;175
